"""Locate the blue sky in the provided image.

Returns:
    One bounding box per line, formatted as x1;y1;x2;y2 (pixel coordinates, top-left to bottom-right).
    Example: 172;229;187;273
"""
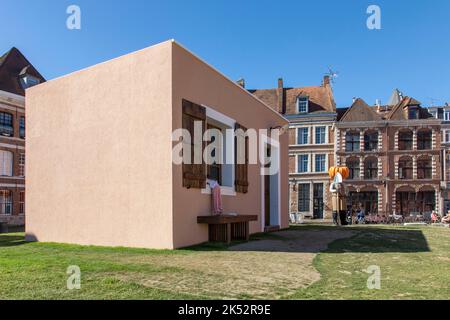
1;0;449;107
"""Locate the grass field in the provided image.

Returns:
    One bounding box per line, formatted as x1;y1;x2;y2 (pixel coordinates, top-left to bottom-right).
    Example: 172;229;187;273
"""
0;224;449;300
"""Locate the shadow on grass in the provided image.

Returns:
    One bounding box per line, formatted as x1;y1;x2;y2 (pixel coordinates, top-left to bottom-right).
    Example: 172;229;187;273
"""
181;231;288;252
186;225;431;253
0;234;27;247
0;225;432;254
290;225;431;253
326;226;431;253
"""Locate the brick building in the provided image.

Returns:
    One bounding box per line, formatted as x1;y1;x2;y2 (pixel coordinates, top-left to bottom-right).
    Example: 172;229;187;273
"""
427;104;450;213
0;47;44;229
250;76;336;219
336;96;442;217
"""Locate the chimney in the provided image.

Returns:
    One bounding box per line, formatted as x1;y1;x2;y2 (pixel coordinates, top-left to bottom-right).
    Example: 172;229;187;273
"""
236;78;245;88
277;78;285;114
376;99;381;112
323;75;330;86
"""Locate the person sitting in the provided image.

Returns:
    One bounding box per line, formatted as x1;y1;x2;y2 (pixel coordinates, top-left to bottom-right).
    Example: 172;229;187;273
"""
442;212;450;224
431;211;440;224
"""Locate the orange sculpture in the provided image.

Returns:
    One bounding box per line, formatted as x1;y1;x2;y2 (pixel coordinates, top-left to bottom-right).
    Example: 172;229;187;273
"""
328;166;349;180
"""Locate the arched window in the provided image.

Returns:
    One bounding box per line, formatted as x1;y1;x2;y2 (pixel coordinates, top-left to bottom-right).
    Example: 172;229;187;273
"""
398;156;413;179
346;158;360;179
0;112;13;137
364;157;378;179
364;131;379;151
0;150;13;177
398;130;413;150
417;156;432;179
345;131;360;152
417;129;432;150
0;190;12;215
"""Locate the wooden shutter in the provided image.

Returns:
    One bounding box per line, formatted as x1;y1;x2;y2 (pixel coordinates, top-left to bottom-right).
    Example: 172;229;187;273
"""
182;99;206;189
235;123;249;193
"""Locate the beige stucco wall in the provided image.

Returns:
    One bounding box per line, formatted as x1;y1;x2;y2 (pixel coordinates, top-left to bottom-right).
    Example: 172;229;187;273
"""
171;42;289;248
25;40;288;249
26;41;174;249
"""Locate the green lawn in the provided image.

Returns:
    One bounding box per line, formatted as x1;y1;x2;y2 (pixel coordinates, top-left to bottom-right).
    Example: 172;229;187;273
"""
0;224;449;300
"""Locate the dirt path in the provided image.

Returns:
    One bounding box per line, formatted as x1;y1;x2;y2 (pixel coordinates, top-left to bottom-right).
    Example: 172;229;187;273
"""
118;228;354;299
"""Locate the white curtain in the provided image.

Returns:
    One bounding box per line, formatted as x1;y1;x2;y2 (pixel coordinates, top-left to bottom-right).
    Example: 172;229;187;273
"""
0;151;13;176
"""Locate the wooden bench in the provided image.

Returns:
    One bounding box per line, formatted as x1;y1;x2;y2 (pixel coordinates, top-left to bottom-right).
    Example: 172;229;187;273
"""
197;215;258;244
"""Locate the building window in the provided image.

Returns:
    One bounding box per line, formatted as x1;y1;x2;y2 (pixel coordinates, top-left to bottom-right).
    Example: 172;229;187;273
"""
19;191;25;215
298;184;310;212
364;131;378;151
315;154;326;172
298;155;309;173
205;122;224;186
0;190;12;215
297;97;309;113
345;131;360;152
444;130;450;143
417;129;432;150
347;158;360;179
315;127;326;144
0;150;13;177
417;156;432;179
444;111;450;121
19;117;25;139
398;130;413;150
297;128;309;145
20;74;40;89
429;110;437;119
0;112;13;137
398;156;413;179
19;153;25;177
364;157;378;180
408;107;418;120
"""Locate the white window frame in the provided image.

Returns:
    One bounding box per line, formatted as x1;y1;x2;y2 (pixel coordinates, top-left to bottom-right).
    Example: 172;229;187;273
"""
444;129;450;143
314;154;327;172
297;154;309;173
0;150;13;177
19;153;25;177
445;112;450;121
297;96;309;113
315;126;326;144
201;105;236;196
297;127;309;145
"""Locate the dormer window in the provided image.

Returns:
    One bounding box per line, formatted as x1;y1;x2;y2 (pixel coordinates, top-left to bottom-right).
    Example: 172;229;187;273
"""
20;74;40;89
444;111;450;121
297;96;309;113
408;107;418;120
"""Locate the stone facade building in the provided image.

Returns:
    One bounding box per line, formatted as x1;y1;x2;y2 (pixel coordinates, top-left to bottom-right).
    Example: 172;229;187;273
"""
336;96;442;217
250;76;336;219
0;47;44;229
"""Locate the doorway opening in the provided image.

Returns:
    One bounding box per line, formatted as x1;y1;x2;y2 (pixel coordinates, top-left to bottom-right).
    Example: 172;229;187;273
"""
262;142;280;231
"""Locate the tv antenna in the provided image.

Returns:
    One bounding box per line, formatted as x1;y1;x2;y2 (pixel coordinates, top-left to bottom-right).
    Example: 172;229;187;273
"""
326;67;339;84
427;97;444;107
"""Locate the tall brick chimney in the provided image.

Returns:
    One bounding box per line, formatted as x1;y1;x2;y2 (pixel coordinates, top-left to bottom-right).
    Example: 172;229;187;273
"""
277;78;285;114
